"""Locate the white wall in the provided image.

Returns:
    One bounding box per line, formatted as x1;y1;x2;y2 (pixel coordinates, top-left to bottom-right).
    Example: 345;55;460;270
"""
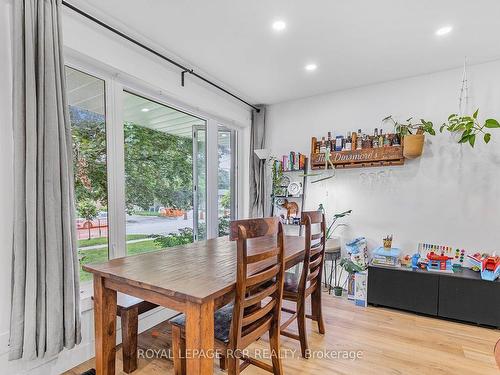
0;1;251;374
267;59;500;255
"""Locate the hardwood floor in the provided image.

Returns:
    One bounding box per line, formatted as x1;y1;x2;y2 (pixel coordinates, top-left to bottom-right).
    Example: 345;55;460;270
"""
66;291;500;375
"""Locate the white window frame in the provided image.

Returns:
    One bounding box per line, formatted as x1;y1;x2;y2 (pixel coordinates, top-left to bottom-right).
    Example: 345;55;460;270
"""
217;125;238;222
65;53;242;275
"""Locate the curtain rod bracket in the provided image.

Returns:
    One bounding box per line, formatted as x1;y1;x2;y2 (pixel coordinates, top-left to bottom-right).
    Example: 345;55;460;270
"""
181;69;193;87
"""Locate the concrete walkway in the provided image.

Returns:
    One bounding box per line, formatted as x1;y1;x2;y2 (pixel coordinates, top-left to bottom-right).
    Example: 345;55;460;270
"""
79;237;156;251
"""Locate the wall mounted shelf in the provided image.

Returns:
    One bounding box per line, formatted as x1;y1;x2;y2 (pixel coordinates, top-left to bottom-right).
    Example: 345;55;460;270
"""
310;145;404;170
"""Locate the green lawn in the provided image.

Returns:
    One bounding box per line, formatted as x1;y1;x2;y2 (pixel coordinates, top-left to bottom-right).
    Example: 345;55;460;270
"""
78;234;150;248
78;238;165;282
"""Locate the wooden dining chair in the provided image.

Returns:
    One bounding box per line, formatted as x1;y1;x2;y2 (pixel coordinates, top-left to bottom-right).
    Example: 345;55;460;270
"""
170;217;285;375
280;211;326;358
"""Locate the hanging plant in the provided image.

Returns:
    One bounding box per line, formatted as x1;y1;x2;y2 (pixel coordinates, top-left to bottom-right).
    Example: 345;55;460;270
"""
437;109;500;147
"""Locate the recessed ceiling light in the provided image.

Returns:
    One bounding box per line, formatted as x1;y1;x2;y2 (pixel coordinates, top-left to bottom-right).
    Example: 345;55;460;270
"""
141;108;150;112
272;20;286;32
305;63;317;71
435;26;452;36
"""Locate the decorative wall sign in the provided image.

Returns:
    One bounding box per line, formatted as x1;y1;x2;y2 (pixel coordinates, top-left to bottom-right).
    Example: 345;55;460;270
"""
311;146;404;169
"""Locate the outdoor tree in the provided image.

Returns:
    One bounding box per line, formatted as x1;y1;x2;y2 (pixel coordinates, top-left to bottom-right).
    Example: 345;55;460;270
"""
220;190;231;210
124;123;193;212
78;198;99;239
71;109;108;207
71;104;195;215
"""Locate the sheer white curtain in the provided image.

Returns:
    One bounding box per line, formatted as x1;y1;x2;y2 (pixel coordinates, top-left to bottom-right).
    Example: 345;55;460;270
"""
10;0;81;360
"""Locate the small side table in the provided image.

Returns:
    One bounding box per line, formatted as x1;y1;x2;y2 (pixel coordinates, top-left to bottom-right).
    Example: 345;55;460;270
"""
324;240;341;294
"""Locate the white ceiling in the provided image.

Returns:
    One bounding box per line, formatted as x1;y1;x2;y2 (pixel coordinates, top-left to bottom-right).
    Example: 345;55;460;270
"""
123;91;204;138
73;0;500;105
66;66;204;138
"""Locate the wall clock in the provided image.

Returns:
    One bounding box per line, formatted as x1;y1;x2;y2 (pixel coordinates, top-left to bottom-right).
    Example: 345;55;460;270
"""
287;182;301;196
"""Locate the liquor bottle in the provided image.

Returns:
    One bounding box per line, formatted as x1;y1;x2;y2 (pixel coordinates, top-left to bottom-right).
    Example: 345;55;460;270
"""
345;132;352;151
372;128;379;148
393;133;400;146
320;137;326;153
356;129;362;150
384;133;391;147
335;135;343;151
379;129;384;147
362;133;371;149
351;131;357;151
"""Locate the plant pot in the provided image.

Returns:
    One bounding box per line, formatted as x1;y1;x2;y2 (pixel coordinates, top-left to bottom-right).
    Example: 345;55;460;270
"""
325;237;341;252
403;134;425;159
332;286;343;296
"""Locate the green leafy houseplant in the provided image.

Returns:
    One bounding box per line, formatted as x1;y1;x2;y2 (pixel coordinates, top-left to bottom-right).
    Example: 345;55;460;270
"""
437;109;500;147
325;209;352;240
382;116;436;136
332;258;364;297
383;115;435;158
268;156;284;196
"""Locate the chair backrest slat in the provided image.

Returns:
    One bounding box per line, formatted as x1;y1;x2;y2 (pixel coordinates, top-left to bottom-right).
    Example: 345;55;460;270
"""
242;299;276;327
228;217;285;350
297;211;326;296
246;247;280;264
229;218;280;240
244;283;278;308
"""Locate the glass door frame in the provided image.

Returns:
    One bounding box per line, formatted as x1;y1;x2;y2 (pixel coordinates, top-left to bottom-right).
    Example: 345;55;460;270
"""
218;125;237;221
192;124;207;241
65;52;242;263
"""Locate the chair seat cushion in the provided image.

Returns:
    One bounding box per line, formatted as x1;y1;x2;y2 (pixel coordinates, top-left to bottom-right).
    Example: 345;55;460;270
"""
170;303;233;344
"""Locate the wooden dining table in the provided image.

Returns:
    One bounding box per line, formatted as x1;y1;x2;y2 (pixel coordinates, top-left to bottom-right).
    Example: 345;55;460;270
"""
83;234;306;375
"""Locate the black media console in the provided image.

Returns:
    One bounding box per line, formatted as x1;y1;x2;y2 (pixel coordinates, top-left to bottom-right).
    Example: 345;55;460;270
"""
367;265;500;328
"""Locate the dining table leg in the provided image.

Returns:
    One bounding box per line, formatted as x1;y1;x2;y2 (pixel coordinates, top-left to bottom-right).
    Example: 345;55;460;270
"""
93;275;117;375
185;299;215;375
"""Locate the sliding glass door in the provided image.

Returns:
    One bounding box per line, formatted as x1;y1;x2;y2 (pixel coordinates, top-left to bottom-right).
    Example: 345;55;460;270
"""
66;66;108;282
122;91;206;254
218;126;236;236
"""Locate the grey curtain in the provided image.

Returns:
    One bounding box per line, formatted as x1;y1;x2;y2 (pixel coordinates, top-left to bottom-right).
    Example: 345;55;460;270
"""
10;0;81;360
249;105;267;217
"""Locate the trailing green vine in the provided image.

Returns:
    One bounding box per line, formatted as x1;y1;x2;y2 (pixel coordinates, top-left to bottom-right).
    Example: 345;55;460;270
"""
438;109;500;147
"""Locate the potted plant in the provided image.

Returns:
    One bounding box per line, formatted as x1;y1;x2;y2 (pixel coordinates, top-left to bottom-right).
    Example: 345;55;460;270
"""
436;109;500;147
382;116;435;159
331;258;364;297
325;209;352;250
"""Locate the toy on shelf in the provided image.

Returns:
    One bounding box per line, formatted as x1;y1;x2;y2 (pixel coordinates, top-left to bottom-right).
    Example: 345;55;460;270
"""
346;237;369;270
467;253;500;281
372;246;401;267
411;253;420;270
418;242;466;267
383;235;393;249
426;252;453;273
400;255;411;268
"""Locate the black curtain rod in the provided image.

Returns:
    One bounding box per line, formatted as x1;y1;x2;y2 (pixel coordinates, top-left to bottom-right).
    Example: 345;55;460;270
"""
61;1;260;113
